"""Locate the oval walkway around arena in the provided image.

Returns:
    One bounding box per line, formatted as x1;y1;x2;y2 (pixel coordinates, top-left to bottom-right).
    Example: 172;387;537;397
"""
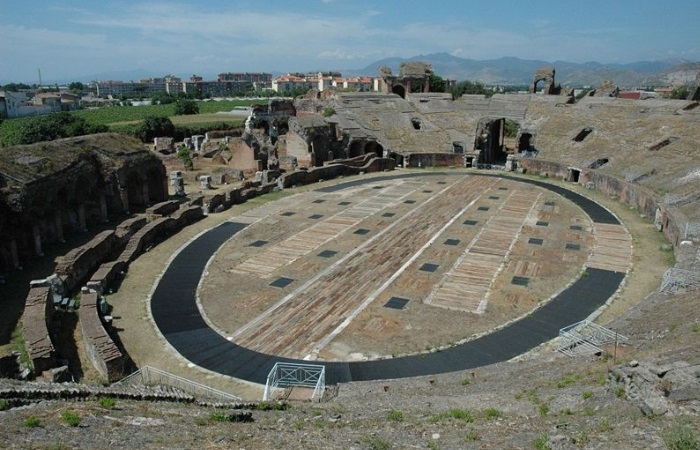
149;173;627;385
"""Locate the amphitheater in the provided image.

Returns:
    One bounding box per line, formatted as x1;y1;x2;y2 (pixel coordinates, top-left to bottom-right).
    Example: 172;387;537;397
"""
1;75;700;448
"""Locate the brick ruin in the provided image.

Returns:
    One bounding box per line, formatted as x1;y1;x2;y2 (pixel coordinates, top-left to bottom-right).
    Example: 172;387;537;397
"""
3;66;700;385
0;133;168;273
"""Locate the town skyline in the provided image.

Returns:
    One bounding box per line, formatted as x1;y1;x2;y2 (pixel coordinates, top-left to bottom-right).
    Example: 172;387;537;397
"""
2;0;700;85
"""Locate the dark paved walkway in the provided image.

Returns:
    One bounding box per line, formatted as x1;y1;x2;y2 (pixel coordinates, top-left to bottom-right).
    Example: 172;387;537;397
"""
150;174;625;385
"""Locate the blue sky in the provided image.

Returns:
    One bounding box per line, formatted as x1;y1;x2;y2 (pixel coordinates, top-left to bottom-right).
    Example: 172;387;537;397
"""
1;0;699;84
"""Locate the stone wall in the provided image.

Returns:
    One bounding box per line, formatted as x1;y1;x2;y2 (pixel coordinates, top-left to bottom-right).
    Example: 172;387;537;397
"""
404;153;464;168
79;291;125;382
118;217;176;264
54;230;120;293
20;286;56;374
280;157;395;188
145;200;180;217
519;158;690;250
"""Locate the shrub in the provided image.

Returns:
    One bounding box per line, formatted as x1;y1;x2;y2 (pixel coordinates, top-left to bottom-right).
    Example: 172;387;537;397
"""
61;410;81;427
322;107;336;117
460;378;471;386
539;403;549;417
662;423;699;450
23;416;41;428
465;429;479;441
532;433;550;450
0;399;9;411
582;390;593;400
614;386;626;398
99;396;116;409
387;410;403;422
484;408;503;420
556;375;576;388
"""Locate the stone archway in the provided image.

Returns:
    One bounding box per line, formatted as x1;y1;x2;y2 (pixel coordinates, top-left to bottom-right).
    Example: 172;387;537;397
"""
125;172;145;212
349;141;365;158
147;167;167;203
392;85;406;99
365;141;383;158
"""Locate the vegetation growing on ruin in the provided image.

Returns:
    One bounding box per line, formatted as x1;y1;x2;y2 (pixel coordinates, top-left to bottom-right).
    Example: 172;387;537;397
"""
0;99;255;147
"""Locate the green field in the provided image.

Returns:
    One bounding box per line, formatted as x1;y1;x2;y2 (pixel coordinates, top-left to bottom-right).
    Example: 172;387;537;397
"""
73;99;257;127
0;99;257;146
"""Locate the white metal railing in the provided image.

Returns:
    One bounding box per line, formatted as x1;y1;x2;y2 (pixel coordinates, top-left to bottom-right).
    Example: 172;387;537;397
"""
660;267;700;295
557;320;627;357
115;366;241;401
263;362;325;401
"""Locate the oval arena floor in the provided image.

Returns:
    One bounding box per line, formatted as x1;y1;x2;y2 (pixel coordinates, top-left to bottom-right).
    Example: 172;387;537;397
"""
149;172;632;385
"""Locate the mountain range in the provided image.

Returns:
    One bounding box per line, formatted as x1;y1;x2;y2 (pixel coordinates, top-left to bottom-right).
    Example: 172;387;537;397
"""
350;53;700;88
38;54;700;89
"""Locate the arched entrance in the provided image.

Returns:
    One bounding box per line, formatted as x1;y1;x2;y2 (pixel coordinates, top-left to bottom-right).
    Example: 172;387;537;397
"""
392;85;406;99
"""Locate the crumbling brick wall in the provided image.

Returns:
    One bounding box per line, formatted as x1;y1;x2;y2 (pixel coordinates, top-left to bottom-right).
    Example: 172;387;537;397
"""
54;230;120;293
79;291;125;382
20;286;56;374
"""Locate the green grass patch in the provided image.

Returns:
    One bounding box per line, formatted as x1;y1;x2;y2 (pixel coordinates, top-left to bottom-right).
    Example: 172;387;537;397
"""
539;403;550;417
582;390;593;400
483;408;503;420
556;375;576;388
532;433;550;450
0;399;9;411
23;415;41;428
465;429;479;441
433;408;474;423
61;410;81;427
361;435;391;450
460;378;471;386
662;422;699;450
98;396;116;409
387;410;403;422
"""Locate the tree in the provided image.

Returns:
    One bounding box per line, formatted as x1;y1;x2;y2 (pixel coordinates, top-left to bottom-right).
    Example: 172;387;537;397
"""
450;80;490;99
1;82;31;92
68;82;84;94
429;74;446;93
10;112;107;145
670;86;690;100
135;115;175;142
174;99;199;115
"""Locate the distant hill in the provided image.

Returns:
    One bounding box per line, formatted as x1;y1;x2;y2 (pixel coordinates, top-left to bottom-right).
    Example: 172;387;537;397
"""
350;53;699;88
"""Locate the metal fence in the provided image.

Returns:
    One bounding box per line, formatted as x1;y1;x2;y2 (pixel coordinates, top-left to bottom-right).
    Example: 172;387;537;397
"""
557;320;627;357
660;268;700;295
115;365;241;402
263;362;325;401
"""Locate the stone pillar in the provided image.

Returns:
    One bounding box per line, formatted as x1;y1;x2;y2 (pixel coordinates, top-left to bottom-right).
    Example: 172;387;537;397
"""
54;211;65;242
10;239;20;269
142;182;150;206
162;177;169;201
99;194;109;223
120;186;129;214
33;225;43;256
77;204;87;232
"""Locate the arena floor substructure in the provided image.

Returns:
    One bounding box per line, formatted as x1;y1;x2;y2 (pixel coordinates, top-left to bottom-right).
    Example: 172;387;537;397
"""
149;172;631;384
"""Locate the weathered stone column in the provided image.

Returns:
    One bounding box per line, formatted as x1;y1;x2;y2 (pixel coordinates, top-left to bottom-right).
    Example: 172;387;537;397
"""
120;186;129;214
10;239;20;269
99;194;109;223
77;204;87;232
54;211;65;242
142;182;150;207
162;177;169;201
33;225;43;256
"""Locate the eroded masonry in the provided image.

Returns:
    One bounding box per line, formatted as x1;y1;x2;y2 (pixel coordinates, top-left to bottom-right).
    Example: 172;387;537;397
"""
1;66;699;386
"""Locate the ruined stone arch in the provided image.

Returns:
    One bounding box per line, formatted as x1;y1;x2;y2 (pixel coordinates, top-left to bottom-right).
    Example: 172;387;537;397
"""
474;118;508;165
517;132;534;152
392;85;406;99
529;67;558;95
365;141;384;158
146;166;167;203
349;141;365;158
125;171;145;212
